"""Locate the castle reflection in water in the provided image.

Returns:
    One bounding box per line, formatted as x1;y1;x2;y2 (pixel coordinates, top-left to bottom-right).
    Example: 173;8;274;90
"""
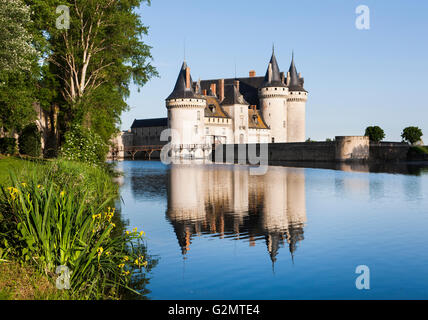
165;161;307;265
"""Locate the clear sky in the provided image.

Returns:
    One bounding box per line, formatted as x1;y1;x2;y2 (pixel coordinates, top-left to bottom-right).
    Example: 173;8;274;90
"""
121;0;428;142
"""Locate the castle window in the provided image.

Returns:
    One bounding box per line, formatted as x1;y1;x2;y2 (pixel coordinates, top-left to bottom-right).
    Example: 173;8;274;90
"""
197;111;200;120
283;121;286;128
194;125;198;134
205;127;209;134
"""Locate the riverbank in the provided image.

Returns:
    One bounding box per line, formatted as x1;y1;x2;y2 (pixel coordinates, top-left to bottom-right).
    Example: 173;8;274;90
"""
0;157;152;300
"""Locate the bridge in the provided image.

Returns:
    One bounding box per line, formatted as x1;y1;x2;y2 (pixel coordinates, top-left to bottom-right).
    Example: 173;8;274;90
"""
124;145;165;160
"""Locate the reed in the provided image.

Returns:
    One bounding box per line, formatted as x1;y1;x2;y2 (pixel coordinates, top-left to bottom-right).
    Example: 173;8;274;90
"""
0;159;150;299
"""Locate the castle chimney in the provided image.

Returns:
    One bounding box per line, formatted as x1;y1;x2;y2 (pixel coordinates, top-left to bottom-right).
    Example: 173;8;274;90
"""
203;89;207;95
250;105;256;111
185;67;190;89
286;71;290;86
268;63;272;83
298;72;302;79
210;83;217;96
218;79;224;101
249;70;256;77
234;80;240;91
280;72;285;84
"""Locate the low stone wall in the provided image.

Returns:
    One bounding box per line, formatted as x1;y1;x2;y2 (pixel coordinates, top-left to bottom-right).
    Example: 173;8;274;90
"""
211;138;416;163
369;142;409;162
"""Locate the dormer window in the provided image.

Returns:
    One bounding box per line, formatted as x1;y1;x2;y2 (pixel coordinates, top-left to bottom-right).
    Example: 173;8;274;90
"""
209;104;215;113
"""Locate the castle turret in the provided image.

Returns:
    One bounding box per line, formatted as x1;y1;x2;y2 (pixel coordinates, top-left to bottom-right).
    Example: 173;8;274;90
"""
166;61;206;158
259;48;289;143
221;80;249;144
286;53;308;142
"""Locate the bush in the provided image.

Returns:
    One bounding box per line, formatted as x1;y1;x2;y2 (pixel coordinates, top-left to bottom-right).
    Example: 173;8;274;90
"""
18;124;41;157
0;160;154;299
61;124;108;165
0;138;16;155
401;126;423;145
364;126;385;142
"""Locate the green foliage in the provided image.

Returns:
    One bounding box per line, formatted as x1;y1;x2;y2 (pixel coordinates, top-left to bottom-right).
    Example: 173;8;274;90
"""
409;146;428;155
401;126;423;145
60;124;108;164
18;123;41;157
0;0;37;73
0;71;37;134
25;0;158;150
364;126;385;142
0;138;17;155
0;159;156;299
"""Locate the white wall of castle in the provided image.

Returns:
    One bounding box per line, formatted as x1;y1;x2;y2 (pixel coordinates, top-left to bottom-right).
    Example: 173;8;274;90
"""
222;103;249;144
259;87;289;143
287;91;308;142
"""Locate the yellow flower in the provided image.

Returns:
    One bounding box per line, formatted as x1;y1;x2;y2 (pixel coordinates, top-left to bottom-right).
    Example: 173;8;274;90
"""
123;256;129;261
118;263;125;268
21;182;27;187
125;231;130;235
37;185;42;189
133;227;137;233
60;190;66;197
139;231;145;237
97;247;103;256
123;271;130;276
105;251;111;256
110;223;116;228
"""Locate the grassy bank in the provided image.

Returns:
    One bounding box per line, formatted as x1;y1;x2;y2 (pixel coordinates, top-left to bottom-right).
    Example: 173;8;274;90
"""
0;157;154;300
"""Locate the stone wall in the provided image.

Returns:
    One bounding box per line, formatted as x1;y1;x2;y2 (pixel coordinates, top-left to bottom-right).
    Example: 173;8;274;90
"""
211;137;414;163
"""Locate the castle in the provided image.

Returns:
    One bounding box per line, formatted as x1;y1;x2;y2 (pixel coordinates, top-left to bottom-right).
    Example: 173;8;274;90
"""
109;49;308;159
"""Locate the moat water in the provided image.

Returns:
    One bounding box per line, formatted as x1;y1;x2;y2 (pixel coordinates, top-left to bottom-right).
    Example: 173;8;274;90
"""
115;160;428;299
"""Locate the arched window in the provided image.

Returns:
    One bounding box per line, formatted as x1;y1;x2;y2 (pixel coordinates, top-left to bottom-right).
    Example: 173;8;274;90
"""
197;111;200;120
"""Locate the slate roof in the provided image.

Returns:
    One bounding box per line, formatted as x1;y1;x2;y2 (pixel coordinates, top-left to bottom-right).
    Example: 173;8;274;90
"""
131;117;168;128
166;61;199;100
262;50;287;88
288;53;307;92
220;84;249;106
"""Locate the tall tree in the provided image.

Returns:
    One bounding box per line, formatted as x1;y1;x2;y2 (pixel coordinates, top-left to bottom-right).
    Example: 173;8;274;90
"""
27;0;157;144
0;0;38;135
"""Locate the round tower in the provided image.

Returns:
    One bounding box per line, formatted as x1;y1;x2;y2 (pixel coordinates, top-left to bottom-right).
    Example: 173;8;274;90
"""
166;61;206;158
259;48;289;143
286;53;308;142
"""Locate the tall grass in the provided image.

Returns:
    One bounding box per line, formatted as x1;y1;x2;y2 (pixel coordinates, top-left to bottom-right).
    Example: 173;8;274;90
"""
0;159;152;299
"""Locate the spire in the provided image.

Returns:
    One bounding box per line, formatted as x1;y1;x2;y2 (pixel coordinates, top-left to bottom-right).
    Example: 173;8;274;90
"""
262;47;286;87
288;52;306;92
166;61;198;100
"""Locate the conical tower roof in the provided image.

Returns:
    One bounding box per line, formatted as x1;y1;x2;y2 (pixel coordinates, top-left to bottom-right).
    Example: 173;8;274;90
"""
166;61;197;100
220;83;248;105
288;53;306;92
262;47;286;88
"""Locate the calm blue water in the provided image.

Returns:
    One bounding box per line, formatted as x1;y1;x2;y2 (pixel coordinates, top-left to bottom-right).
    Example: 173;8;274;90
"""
115;160;428;299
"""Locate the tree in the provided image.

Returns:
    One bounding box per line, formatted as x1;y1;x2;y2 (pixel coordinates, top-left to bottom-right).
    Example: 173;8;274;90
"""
18;123;41;157
27;0;158;148
364;126;385;142
0;0;38;135
401;126;423;145
0;0;36;73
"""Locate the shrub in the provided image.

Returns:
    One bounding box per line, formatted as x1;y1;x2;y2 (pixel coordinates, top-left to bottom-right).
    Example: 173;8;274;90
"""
364;126;385;142
18;123;41;157
0;137;16;155
0;161;155;299
401;126;423;145
61;124;108;165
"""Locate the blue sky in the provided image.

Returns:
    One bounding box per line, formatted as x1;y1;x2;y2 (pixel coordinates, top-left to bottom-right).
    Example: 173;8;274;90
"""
122;0;428;142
